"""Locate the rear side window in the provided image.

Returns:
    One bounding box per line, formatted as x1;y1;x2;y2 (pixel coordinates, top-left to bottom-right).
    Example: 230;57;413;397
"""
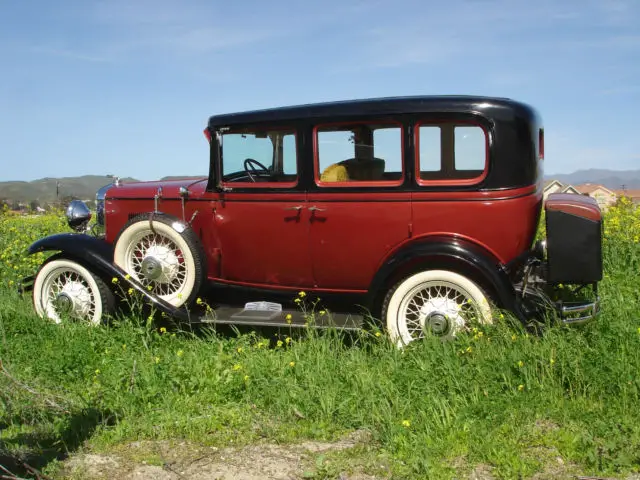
315;122;403;186
416;124;487;184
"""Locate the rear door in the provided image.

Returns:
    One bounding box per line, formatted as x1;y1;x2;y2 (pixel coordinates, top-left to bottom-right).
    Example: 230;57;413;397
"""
307;120;411;290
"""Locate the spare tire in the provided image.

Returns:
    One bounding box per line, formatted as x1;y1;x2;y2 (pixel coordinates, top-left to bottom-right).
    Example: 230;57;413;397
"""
113;213;206;308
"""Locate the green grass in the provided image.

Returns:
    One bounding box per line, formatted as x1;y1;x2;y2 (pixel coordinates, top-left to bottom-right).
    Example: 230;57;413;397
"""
1;201;640;479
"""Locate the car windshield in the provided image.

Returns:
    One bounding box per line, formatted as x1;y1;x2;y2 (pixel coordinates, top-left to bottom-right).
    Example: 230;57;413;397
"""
220;128;296;182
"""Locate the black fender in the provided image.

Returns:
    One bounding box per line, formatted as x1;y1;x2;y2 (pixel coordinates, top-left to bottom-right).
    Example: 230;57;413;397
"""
367;236;526;322
26;233;194;322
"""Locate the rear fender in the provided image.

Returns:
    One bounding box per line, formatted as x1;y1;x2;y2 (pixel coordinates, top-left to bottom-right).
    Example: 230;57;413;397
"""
26;233;193;321
368;236;524;320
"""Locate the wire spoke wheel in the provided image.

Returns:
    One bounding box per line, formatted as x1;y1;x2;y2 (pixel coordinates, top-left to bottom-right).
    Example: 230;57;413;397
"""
33;256;114;325
383;270;493;347
114;215;205;308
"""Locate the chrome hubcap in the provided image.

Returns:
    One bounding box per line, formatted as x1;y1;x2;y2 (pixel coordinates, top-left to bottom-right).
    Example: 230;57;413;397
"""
47;278;94;319
140;256;163;281
424;312;450;336
419;297;464;337
139;245;179;284
399;281;480;342
53;292;74;313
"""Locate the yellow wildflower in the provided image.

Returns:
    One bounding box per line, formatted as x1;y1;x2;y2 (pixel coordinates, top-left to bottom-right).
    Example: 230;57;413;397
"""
154;356;160;364
298;291;306;298
176;349;184;357
112;277;118;284
124;274;131;280
375;331;382;337
276;340;283;347
517;360;524;368
518;384;524;391
237;347;243;353
127;288;134;295
402;420;411;428
233;364;242;370
289;361;295;367
286;313;292;323
160;327;167;334
196;297;203;305
243;375;249;381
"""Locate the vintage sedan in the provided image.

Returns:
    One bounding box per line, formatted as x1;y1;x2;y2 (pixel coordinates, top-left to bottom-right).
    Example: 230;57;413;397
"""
21;95;602;346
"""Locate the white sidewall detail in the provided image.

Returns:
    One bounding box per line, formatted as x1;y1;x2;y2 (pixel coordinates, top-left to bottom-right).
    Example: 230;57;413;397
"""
385;270;493;347
33;258;104;325
113;220;197;307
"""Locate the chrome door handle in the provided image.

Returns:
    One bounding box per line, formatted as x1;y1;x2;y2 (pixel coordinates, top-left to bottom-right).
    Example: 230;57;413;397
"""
308;206;326;212
284;205;303;211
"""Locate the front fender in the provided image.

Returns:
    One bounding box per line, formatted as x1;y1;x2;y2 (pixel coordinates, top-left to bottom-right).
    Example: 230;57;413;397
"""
26;233;194;322
368;236;525;321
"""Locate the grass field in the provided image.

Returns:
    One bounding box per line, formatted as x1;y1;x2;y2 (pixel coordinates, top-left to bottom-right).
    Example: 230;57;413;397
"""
1;200;640;479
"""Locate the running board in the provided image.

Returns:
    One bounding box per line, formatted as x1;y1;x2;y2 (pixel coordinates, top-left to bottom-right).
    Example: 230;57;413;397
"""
195;305;364;330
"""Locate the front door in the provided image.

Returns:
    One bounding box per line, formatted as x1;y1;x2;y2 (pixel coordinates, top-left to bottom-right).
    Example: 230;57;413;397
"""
213;126;313;288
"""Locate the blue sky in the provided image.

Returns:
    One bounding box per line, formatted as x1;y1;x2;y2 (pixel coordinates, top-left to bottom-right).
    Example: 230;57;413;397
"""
1;0;638;182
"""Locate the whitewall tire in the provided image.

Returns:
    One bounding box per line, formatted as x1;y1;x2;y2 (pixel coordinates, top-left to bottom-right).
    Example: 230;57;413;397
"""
383;270;493;347
33;256;114;325
113;214;205;308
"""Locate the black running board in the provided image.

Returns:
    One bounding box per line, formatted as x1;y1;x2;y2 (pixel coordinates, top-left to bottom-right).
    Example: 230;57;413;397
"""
194;306;364;330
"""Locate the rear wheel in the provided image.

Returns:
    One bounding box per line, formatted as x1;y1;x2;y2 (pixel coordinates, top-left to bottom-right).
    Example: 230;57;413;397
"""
33;256;115;325
382;269;493;347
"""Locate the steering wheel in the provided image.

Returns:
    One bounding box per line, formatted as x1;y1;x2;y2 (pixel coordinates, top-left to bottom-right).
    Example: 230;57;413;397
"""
243;158;270;182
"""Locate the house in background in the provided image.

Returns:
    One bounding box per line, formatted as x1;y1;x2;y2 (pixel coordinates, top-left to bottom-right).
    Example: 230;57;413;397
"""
543;179;581;200
573;183;618;210
543;180;621;210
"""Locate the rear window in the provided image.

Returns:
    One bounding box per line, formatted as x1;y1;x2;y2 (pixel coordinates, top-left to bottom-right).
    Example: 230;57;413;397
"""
416;124;487;184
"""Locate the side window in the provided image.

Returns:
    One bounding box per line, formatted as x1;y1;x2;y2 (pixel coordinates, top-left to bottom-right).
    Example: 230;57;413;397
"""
417;123;487;183
220;128;297;185
315;123;403;184
454;126;485;170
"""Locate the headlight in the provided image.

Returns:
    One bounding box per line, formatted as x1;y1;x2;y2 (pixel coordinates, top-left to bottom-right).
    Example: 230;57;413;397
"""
66;200;92;231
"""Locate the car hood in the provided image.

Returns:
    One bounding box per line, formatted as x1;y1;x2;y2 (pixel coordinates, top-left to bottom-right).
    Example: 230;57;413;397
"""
105;177;209;200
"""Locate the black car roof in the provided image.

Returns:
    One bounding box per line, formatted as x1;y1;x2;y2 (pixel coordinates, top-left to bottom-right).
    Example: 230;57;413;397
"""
207;95;540;128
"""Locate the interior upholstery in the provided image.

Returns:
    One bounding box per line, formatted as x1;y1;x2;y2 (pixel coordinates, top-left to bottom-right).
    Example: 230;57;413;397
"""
320;158;386;182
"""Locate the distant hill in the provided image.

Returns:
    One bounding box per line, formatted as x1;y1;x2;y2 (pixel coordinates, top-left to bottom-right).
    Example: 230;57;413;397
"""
0;175;139;205
545;169;640;190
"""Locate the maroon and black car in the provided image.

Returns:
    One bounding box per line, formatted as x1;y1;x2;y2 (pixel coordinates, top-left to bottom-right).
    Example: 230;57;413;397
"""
22;95;602;346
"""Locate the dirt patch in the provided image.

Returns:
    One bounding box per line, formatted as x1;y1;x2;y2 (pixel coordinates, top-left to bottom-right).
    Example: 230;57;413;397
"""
61;430;387;480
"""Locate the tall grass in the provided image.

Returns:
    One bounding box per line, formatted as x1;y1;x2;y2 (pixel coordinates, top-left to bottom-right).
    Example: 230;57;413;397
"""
1;200;640;479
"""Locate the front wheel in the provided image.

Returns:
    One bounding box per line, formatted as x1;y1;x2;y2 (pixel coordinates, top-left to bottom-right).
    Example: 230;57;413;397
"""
32;256;115;325
382;270;493;347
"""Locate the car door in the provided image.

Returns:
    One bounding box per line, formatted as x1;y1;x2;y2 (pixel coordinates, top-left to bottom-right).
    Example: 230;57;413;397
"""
307;121;412;291
212;126;314;288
